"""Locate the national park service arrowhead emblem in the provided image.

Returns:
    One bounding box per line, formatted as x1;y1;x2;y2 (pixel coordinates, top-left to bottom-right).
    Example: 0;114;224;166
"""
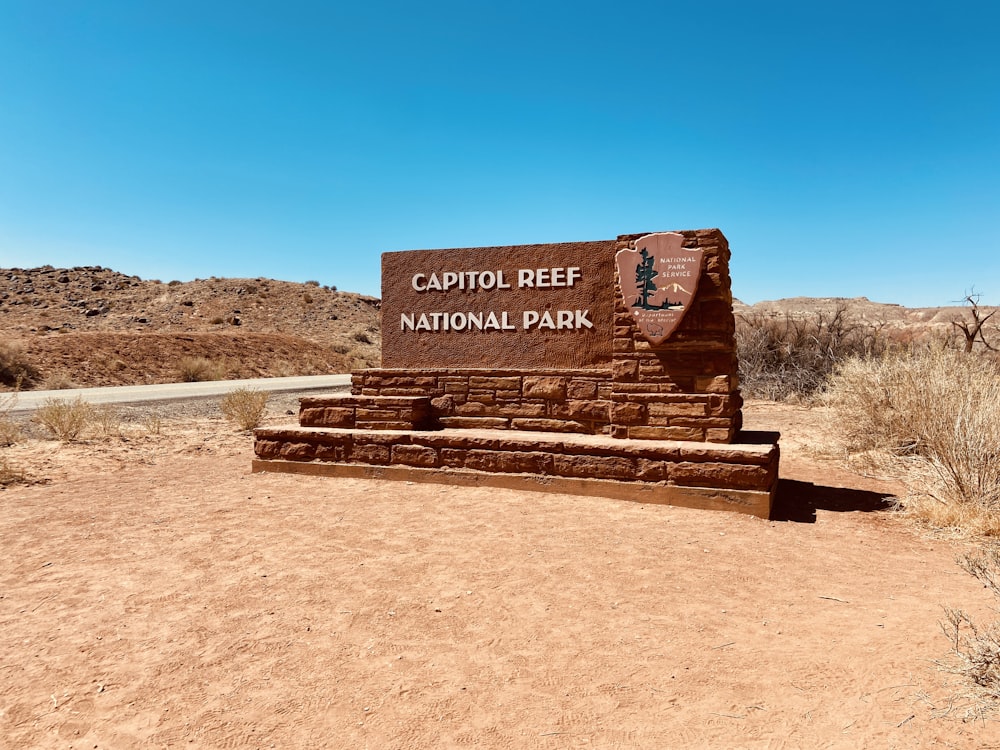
615;232;703;345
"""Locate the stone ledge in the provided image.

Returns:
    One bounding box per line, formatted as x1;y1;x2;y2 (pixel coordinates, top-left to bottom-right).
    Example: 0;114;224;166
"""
250;460;773;518
253;426;779;517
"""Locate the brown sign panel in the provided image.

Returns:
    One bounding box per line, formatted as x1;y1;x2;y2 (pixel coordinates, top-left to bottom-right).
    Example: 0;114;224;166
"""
381;241;615;369
615;232;703;345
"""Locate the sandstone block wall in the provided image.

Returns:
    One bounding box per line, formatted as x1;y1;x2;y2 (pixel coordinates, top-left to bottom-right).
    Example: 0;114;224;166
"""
254;427;779;494
351;368;614;434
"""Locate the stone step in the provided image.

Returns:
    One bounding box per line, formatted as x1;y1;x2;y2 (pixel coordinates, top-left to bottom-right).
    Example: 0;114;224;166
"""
299;395;434;431
253;426;780;518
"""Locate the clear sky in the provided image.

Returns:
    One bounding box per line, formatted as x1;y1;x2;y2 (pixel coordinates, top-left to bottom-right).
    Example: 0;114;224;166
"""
1;1;997;306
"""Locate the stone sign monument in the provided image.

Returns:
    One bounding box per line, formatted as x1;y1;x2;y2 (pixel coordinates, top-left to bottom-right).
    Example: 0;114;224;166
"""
253;229;780;517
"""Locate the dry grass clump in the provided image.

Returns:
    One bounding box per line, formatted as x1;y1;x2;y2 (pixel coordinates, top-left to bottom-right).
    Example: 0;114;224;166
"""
0;455;29;487
736;306;892;401
825;346;1000;533
177;356;226;382
41;372;75;390
0;392;21;446
941;545;1000;717
91;405;124;438
0;341;40;389
32;396;95;442
220;388;269;431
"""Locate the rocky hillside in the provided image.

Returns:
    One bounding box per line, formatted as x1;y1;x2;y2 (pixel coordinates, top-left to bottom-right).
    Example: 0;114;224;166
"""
1;265;381;389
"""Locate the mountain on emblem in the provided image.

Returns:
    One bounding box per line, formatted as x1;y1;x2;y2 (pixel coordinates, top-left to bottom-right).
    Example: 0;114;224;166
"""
615;232;703;345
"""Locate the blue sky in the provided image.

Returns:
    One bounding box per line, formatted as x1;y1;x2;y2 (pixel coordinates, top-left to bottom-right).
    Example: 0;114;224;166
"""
1;1;997;306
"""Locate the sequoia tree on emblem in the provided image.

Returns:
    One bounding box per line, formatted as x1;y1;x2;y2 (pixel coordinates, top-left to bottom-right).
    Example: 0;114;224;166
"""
615;232;703;345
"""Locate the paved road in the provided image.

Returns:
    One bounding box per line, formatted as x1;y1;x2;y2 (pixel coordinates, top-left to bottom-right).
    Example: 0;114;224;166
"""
5;374;352;413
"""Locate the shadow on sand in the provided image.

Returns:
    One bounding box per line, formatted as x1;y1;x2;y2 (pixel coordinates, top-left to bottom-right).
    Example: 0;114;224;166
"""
770;478;895;524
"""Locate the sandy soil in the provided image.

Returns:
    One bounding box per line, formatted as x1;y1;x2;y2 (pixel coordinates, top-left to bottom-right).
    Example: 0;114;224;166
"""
2;400;1000;748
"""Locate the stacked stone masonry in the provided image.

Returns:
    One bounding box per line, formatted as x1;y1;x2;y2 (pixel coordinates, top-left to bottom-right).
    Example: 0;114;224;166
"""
350;369;613;434
253;426;779;517
609;229;742;443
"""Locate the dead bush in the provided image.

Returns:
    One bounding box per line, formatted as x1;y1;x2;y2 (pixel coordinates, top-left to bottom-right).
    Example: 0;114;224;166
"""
825;346;1000;533
0;392;21;446
220;388;269;431
736;306;892;401
91;405;123;438
0;341;40;389
941;545;1000;717
177;356;226;382
0;455;29;487
32;396;94;442
41;372;74;390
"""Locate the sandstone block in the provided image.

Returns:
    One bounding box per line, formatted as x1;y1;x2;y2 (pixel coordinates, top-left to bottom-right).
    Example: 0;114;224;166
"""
671;461;773;491
499;451;554;474
511;418;588;433
280;442;316;461
392;445;439;468
300;406;355;428
439;417;510;429
255;439;281;459
612;359;639;381
350;444;391;464
636;459;670;482
469;376;520;390
647;402;707;418
629;426;704;441
553;454;634;481
522;376;567;400
431;394;456;415
566;379;599;400
611;402;646;425
440;448;468;468
464;450;503;472
498;402;547;418
356;420;414;431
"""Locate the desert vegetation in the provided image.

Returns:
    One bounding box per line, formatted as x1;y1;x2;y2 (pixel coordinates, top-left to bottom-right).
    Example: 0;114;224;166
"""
942;545;1000;718
0;341;39;389
220;387;270;430
737;298;1000;708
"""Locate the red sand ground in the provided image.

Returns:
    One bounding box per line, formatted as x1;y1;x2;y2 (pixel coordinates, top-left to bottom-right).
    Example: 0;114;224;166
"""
2;401;999;748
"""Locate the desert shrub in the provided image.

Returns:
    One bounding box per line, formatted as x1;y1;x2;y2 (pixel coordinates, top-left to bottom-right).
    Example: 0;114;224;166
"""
220;388;269;431
941;545;1000;716
0;392;21;446
825;346;1000;532
177;356;225;382
141;412;163;436
736;306;892;401
0;455;28;487
41;372;74;390
305;280;320;287
0;342;40;389
209;316;225;325
353;330;372;345
32;396;94;442
91;405;123;438
168;279;182;286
